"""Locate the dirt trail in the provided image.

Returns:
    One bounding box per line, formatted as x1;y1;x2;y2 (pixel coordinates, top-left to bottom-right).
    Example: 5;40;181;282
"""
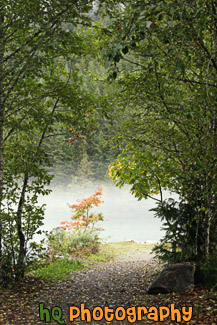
1;244;160;324
1;244;215;324
35;244;159;324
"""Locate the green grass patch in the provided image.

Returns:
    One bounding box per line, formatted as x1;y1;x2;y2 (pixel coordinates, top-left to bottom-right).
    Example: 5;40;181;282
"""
101;241;156;258
33;258;84;282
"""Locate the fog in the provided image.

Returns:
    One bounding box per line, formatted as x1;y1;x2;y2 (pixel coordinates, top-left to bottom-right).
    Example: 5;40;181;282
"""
37;182;176;243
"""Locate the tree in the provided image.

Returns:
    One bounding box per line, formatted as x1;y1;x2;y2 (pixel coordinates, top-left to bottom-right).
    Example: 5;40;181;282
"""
106;0;217;261
0;0;121;281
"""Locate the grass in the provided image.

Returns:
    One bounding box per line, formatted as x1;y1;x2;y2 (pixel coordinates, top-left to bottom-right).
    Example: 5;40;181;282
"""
101;241;156;258
81;241;155;265
32;258;84;282
83;246;114;264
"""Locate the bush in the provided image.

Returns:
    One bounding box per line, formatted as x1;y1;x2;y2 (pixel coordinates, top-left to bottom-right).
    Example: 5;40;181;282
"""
151;199;217;286
45;188;105;261
47;227;101;261
198;249;217;287
150;199;198;263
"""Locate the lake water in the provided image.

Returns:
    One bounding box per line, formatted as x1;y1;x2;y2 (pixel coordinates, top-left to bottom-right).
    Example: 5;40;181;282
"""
37;182;175;243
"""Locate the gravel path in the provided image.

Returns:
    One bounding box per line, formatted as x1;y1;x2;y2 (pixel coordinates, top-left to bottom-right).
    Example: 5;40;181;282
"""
33;248;159;324
1;247;161;324
1;246;215;324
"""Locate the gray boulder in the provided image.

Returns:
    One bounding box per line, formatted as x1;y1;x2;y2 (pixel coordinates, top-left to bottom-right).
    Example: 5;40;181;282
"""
147;262;196;294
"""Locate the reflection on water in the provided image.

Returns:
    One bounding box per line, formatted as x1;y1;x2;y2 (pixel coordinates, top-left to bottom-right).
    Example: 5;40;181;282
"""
37;182;176;243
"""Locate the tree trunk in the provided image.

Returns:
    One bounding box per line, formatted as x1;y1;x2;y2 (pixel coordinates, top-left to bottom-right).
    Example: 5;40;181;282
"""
196;216;206;260
0;7;5;282
204;207;212;259
15;173;28;280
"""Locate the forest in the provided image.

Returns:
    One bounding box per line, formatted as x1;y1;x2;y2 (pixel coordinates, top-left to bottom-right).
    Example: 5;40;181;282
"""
0;1;216;322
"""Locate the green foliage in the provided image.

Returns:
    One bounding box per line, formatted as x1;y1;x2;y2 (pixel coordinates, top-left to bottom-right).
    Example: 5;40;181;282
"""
46;228;101;261
33;258;84;282
199;250;217;286
105;0;217;262
151;199;199;263
151;199;217;285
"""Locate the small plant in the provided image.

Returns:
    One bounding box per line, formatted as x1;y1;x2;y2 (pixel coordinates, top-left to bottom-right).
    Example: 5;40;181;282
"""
37;187;105;281
60;186;104;232
45;188;105;261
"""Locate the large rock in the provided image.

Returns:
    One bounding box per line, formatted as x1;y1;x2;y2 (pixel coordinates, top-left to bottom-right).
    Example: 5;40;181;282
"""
147;262;196;294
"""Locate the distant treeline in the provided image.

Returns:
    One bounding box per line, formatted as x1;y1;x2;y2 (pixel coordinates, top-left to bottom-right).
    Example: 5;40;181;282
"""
45;116;120;186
